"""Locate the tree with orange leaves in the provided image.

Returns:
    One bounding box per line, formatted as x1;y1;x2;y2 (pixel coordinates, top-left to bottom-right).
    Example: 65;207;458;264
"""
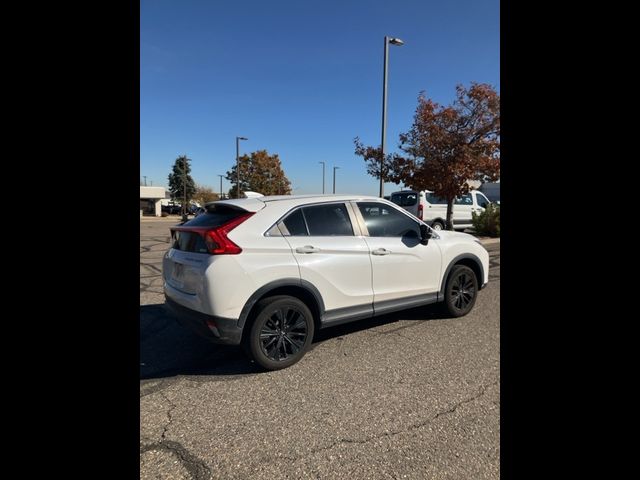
355;83;500;229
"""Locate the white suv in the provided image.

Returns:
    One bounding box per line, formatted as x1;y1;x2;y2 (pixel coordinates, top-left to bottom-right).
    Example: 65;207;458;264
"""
390;189;492;230
163;195;489;370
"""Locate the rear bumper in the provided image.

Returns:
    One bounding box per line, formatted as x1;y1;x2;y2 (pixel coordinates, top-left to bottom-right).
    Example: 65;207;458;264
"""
164;296;243;345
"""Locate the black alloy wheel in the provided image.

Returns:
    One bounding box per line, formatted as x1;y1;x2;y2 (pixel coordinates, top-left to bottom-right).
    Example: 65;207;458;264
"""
444;265;478;317
245;296;314;370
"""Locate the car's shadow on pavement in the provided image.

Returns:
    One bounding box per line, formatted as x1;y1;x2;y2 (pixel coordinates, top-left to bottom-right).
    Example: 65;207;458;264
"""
140;303;446;380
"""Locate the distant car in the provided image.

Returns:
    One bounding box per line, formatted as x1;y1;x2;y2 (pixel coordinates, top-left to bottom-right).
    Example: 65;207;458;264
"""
162;204;182;215
194;207;206;217
389;189;492;231
478;182;500;205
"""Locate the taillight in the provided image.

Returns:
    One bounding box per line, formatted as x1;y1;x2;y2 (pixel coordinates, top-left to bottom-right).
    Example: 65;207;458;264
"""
418;204;423;220
204;212;254;255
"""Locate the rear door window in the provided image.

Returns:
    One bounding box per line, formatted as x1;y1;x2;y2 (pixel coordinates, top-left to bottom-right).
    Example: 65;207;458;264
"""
425;193;447;204
280;208;308;236
279;203;355;236
302;203;354;236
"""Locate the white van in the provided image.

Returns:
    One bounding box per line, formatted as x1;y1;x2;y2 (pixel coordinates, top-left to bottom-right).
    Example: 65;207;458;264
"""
389;189;492;230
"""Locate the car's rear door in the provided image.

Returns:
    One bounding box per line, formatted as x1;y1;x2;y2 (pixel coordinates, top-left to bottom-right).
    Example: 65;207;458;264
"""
279;202;374;318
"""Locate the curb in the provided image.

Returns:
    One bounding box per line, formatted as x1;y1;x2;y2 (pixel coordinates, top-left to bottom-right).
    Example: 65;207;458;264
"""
477;237;500;245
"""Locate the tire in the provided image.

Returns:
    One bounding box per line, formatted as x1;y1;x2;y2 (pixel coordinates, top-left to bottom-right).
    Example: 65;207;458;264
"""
431;220;444;230
244;295;315;370
443;265;478;317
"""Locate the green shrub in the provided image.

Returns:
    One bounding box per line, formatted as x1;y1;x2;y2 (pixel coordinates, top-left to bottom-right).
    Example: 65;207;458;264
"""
472;204;500;237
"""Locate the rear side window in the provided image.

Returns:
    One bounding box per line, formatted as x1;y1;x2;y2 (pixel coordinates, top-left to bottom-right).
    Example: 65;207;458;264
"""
390;192;418;207
425;193;447;204
279;203;354;236
303;204;354;236
281;209;308;236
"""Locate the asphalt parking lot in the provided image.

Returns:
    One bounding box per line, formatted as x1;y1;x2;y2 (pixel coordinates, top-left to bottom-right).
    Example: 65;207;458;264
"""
140;218;500;479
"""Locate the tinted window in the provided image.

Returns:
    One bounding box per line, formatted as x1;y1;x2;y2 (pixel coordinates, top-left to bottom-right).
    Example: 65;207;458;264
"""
475;192;490;208
390;192;418;207
171;231;209;253
302;203;354;236
455;194;473;205
483;190;500;202
357;202;421;238
425;193;447;204
281;209;308;236
182;205;246;227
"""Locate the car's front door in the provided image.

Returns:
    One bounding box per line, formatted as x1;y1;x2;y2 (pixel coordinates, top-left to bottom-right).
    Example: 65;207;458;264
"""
473;191;491;215
353;201;442;313
279;202;374;318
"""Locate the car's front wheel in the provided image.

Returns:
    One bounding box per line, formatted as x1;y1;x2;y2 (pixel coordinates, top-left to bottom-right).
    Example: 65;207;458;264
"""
431;220;444;230
443;265;478;317
244;295;314;370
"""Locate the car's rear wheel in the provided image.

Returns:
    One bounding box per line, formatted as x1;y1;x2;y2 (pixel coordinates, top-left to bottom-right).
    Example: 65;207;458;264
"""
443;265;478;317
431;220;444;230
244;295;314;370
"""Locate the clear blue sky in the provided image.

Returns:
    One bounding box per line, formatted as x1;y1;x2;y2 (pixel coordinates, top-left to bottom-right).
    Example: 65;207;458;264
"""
140;0;499;196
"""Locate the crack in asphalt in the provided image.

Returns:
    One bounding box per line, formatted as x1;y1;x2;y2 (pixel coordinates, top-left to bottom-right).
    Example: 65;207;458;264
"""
281;379;499;462
140;391;213;480
159;391;176;441
368;322;424;338
140;378;180;398
140;441;212;480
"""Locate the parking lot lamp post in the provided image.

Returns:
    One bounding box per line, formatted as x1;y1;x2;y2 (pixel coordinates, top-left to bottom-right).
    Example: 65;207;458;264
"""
182;157;188;222
379;36;404;198
236;136;248;198
319;161;325;194
333;166;340;194
218;174;224;199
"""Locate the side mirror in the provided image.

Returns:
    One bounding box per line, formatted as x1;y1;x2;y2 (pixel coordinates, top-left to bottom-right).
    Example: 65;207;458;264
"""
420;224;431;245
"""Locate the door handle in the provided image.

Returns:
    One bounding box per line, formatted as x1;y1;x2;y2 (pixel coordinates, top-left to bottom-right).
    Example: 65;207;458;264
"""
371;248;391;256
296;245;320;254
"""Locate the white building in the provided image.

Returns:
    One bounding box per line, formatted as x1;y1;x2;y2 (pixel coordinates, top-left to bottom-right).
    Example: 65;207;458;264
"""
140;186;166;217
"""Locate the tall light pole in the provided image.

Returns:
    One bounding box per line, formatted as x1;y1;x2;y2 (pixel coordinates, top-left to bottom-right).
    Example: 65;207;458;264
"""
380;36;404;198
218;174;225;199
319;161;325;194
333;166;340;194
182;156;188;222
236;136;248;198
143;175;147;186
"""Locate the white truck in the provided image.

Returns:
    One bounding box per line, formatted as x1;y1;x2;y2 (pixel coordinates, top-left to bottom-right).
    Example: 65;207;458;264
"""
389;189;492;230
